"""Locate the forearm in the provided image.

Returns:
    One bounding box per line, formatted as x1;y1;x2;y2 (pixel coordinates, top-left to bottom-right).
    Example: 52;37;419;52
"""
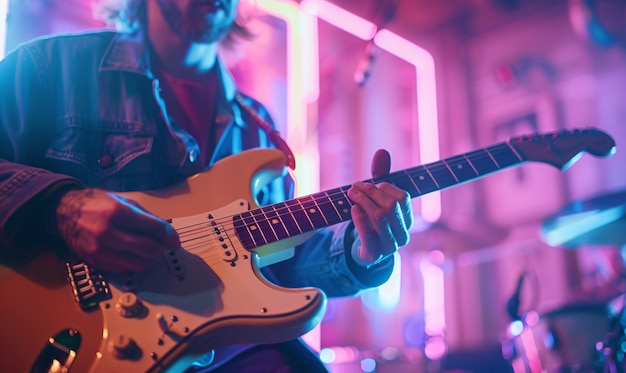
0;159;83;249
263;222;394;297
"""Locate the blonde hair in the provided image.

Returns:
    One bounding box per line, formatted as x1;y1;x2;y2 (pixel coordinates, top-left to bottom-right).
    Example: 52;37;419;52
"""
93;0;252;46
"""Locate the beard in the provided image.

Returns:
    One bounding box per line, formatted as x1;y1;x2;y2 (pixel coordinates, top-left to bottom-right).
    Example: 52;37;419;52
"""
156;0;237;44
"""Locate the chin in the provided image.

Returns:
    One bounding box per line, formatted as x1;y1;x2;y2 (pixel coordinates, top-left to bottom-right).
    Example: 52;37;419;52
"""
187;24;232;44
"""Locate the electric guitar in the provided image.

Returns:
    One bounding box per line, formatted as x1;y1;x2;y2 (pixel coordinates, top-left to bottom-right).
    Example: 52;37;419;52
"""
0;128;615;373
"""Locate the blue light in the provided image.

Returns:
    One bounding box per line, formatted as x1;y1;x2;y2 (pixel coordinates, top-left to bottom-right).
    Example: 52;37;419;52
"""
361;253;401;311
319;348;336;364
542;206;625;246
0;0;9;59
509;320;524;337
360;358;376;372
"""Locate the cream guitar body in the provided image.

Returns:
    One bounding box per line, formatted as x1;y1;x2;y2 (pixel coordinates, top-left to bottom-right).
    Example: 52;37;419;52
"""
0;149;325;373
0;129;616;372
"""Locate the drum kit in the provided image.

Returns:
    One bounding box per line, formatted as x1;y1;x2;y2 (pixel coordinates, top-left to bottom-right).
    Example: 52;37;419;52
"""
502;189;626;373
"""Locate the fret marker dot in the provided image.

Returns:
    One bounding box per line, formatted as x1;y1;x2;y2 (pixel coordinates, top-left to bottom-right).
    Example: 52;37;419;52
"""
272;219;278;224
309;209;316;214
250;226;257;231
338;201;344;205
419;176;425;180
457;164;463;169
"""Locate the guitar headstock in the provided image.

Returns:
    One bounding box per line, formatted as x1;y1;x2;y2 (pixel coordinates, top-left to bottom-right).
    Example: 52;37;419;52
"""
510;128;616;170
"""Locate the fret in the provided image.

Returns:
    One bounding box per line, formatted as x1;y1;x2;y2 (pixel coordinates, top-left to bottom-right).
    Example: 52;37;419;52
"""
233;214;256;250
240;211;268;246
298;195;328;229
251;208;278;244
285;199;315;233
272;203;303;236
489;143;523;168
261;205;291;240
445;154;479;183
425;161;457;189
462;154;479;174
408;166;439;195
312;191;344;226
328;187;353;221
386;170;420;198
466;148;499;175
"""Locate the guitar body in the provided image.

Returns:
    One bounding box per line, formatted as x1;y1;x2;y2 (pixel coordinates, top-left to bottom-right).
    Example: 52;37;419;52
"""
0;148;326;373
0;252;105;373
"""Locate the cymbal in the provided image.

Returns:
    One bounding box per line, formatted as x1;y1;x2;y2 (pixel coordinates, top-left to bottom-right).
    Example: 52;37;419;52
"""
411;220;508;255
541;189;626;247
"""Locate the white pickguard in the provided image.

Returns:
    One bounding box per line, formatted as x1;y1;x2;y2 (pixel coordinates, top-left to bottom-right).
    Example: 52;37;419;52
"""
93;200;325;373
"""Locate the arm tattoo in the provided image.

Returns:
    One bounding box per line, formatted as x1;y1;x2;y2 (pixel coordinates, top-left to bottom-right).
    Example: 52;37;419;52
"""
56;189;95;245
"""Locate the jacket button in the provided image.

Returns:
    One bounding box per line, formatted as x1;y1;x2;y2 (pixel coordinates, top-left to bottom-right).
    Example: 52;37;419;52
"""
98;154;113;168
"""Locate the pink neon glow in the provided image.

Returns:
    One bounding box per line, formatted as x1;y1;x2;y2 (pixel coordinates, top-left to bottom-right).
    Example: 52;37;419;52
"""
303;13;320;103
424;337;447;360
254;0;322;350
256;0;320;197
374;29;441;222
301;0;442;222
301;0;377;40
520;328;542;372
420;253;446;336
0;0;8;59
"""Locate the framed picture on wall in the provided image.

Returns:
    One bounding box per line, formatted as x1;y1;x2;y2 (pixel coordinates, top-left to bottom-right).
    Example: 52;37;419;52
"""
477;93;567;227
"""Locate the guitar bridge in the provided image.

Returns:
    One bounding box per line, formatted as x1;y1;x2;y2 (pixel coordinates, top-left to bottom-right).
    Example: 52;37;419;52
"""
66;261;112;311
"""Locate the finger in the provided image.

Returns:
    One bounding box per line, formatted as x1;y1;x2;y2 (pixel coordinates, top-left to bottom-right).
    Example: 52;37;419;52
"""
349;187;397;252
388;203;410;247
378;183;414;232
85;248;153;273
350;181;399;214
349;182;410;247
371;149;391;179
350;205;392;264
103;230;167;261
112;202;181;251
348;181;382;215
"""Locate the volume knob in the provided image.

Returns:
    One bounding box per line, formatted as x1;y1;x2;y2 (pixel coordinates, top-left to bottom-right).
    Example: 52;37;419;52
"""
109;334;140;360
116;292;144;318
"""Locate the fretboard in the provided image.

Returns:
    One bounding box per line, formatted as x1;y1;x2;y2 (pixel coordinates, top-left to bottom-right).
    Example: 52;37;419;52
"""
233;141;525;250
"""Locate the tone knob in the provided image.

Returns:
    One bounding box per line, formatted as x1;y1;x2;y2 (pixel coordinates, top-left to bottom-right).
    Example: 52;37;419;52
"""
116;292;144;318
109;334;140;359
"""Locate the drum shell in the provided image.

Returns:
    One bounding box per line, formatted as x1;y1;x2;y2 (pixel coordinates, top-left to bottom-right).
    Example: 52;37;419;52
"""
502;303;610;373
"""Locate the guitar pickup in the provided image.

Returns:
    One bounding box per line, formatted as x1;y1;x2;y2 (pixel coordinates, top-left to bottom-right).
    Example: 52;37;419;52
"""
66;261;112;311
163;249;186;279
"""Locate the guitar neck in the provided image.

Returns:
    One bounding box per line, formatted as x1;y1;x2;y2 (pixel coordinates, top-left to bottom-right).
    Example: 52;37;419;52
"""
234;141;525;250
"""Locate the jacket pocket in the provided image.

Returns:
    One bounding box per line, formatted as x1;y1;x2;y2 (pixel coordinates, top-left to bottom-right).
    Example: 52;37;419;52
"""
45;121;156;180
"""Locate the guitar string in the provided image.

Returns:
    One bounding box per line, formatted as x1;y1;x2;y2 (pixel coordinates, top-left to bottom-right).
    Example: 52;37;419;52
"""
174;144;523;249
173;143;525;254
175;144;522;243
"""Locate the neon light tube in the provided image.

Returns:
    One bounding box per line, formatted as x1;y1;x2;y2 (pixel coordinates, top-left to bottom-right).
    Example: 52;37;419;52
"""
0;0;9;59
302;0;442;222
254;0;321;350
301;0;376;40
256;0;320;197
374;29;441;222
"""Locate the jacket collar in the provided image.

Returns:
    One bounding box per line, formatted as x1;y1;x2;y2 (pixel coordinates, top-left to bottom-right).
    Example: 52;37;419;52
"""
99;31;239;125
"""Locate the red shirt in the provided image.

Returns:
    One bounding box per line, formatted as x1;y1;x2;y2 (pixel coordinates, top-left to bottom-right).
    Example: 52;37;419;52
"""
156;67;227;167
